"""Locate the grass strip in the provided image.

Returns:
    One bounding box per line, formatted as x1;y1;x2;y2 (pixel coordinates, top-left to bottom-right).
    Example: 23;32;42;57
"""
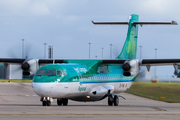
125;82;180;103
0;79;32;83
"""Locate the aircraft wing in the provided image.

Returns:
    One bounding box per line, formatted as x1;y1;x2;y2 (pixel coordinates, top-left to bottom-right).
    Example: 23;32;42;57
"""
101;59;180;72
39;58;180;65
140;59;180;66
0;58;25;64
1;58;180;66
139;59;180;71
1;58;180;76
38;59;127;65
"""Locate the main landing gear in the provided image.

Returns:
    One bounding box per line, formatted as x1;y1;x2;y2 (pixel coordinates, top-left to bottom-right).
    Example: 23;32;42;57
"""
108;95;119;106
57;98;68;106
41;97;52;106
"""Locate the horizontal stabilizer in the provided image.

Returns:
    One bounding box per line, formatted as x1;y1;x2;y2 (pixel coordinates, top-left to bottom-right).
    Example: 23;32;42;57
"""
92;21;128;25
92;21;178;26
132;21;178;25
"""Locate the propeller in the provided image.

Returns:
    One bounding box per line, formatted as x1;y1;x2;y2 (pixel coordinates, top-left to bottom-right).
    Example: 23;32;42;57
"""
5;41;33;59
21;62;30;71
4;41;39;78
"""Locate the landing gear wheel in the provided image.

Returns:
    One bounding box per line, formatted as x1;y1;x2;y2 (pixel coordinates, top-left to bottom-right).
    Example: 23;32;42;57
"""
42;101;47;106
114;95;119;106
108;95;114;106
57;98;63;106
47;101;51;106
42;97;51;106
62;98;68;106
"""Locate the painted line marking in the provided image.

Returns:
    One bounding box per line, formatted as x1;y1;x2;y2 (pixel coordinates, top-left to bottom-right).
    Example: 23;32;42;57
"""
16;94;38;97
0;113;179;115
150;107;166;111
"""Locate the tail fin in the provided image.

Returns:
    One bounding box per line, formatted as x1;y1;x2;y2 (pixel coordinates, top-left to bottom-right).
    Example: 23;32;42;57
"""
92;14;177;60
116;14;139;59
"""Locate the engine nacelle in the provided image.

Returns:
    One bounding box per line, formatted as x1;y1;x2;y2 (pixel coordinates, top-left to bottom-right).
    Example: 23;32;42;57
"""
21;59;39;76
122;60;140;76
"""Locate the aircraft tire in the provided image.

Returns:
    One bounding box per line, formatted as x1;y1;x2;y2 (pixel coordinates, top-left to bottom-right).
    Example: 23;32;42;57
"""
114;95;119;106
108;95;113;106
47;101;51;106
57;98;63;106
62;98;68;106
42;101;47;106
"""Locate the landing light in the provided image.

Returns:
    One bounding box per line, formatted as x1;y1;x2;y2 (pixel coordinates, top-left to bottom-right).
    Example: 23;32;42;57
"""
43;97;46;100
87;96;90;98
47;97;50;101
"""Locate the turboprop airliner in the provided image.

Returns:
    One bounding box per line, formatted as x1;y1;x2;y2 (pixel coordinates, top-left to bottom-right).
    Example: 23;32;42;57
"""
0;14;179;106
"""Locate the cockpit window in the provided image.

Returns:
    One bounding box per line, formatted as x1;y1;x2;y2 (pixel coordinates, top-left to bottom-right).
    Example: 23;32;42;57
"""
57;70;62;76
46;70;56;76
37;70;45;76
61;70;67;76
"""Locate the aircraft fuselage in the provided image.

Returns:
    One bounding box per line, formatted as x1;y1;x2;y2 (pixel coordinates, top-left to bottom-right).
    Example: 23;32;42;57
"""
32;63;136;102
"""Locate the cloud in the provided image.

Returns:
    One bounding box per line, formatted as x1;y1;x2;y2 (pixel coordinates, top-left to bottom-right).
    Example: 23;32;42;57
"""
139;0;180;15
29;1;51;15
0;0;62;16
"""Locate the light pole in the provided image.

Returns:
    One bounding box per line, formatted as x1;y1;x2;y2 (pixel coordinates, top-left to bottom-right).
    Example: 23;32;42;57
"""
44;43;47;59
102;47;104;59
110;44;113;59
155;48;157;59
140;46;142;59
22;39;25;58
95;55;97;59
155;48;157;79
88;43;91;59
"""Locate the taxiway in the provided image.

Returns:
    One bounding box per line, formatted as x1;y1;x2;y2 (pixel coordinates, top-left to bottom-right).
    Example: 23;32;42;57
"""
0;83;180;120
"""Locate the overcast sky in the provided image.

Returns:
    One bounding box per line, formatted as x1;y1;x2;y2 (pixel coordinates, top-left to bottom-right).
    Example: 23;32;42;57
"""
0;0;180;78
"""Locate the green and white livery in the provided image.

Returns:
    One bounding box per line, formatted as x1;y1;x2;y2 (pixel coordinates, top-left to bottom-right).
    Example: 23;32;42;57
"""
0;14;178;106
31;14;177;106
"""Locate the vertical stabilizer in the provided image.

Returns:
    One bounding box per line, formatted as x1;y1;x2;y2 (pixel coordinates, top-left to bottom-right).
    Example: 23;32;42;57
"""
116;14;139;59
92;14;176;60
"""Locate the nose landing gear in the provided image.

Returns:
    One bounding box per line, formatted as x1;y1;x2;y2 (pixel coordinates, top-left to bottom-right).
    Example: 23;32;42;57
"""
41;97;52;106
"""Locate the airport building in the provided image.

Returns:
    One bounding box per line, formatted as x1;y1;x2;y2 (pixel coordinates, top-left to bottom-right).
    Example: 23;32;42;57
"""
0;46;54;79
0;64;22;79
0;64;4;79
48;45;53;59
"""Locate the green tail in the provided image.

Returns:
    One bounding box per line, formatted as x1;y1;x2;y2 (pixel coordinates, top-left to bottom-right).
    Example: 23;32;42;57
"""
116;14;139;59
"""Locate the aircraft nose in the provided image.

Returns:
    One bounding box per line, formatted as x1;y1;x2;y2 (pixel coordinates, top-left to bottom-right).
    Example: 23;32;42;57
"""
32;83;50;97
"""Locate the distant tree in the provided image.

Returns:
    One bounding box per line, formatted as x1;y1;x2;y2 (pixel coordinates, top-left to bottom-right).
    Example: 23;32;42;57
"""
174;65;180;78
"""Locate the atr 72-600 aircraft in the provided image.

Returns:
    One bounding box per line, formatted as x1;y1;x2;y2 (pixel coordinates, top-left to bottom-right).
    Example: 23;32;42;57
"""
0;14;180;106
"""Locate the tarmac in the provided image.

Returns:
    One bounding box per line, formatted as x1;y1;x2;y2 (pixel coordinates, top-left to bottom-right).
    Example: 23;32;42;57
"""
0;83;180;120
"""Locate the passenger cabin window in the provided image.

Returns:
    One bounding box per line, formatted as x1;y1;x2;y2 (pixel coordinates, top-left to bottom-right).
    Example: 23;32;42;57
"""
97;65;108;73
97;65;112;73
57;70;62;76
46;70;56;76
37;70;45;76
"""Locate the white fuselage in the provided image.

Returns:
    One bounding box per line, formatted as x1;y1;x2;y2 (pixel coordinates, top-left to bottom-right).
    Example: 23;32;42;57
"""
32;81;133;101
